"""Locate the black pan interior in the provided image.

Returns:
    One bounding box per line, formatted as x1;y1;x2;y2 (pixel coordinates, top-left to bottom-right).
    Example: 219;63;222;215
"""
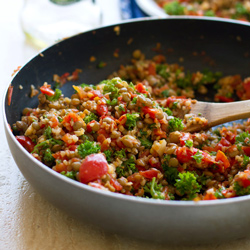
5;17;250;125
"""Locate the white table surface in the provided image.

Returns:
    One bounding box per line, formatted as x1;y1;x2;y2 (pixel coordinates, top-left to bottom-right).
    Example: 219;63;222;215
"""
1;1;250;249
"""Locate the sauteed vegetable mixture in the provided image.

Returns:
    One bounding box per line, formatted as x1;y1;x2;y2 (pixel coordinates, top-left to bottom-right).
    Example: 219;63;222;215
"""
155;0;250;22
13;51;250;201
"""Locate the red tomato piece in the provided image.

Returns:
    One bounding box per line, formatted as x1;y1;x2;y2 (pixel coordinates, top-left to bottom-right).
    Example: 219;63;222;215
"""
203;193;217;200
139;168;159;179
40;84;55;96
50;116;59;128
215;95;234;102
109;176;123;191
79;154;108;184
8;85;13;106
148;63;156;75
180;132;192;146
242;146;250;157
176;146;196;163
96;104;108;116
215;150;230;171
135;83;148;95
89;90;103;100
16;135;35;153
142;107;159;119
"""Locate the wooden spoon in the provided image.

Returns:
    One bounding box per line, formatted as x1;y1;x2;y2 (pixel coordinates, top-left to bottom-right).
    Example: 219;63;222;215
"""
185;100;250;133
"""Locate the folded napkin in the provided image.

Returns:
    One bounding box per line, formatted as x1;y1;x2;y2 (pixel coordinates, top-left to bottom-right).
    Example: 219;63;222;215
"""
120;0;148;19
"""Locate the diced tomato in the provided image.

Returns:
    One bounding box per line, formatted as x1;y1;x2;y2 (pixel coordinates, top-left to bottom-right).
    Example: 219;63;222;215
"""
215;150;230;172
176;146;196;163
234;170;250;189
127;173;141;190
152;128;167;139
61;133;77;146
139;168;159;179
89;90;103;100
221;189;236;198
68;145;78;151
16;135;35;153
8;85;13;106
88;182;105;189
86;120;96;133
148;157;161;169
62;113;82;131
148;63;156;75
96;104;108;116
50;116;59;128
79;153;108;184
109;176;123;191
215;95;234;102
180;132;192;146
135;165;146;171
59;72;70;85
242;146;250;157
176;146;215;165
142;107;159;119
71;69;82;81
203;193;217;200
135;82;148;95
40;84;55;96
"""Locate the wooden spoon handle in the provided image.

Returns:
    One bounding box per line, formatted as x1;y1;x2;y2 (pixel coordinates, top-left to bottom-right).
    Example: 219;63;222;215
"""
206;100;250;127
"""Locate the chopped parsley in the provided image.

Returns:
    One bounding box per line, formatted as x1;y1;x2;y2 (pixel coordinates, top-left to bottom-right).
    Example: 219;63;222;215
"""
125;113;140;130
32;138;63;154
243;155;250;168
61;171;77;180
214;187;226;199
164;1;185;15
79;83;96;89
162;164;179;185
101;78;120;100
83;112;98;124
234;181;250;196
114;149;126;159
118;105;126;112
168;117;184;132
185;140;193;148
162;89;169;98
116;156;137;177
144;177;165;200
104;150;112;163
131;97;137;104
175;172;201;200
43;148;55;164
156;64;170;79
44;126;52;139
236;131;250;146
139;138;153;149
192;150;203;164
161;107;172;116
46;88;62;101
77;140;100;159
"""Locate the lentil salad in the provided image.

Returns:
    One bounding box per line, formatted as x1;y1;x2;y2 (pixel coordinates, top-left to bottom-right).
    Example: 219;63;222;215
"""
13;50;250;201
155;0;250;22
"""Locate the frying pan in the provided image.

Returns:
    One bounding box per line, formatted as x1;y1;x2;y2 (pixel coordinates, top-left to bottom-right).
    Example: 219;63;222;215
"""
3;17;250;245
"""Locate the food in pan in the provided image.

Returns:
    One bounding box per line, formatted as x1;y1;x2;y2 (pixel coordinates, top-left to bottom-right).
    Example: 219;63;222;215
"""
155;0;250;21
12;51;250;201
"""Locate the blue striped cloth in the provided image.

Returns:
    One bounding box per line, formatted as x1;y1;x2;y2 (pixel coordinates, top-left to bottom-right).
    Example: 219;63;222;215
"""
120;0;148;19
